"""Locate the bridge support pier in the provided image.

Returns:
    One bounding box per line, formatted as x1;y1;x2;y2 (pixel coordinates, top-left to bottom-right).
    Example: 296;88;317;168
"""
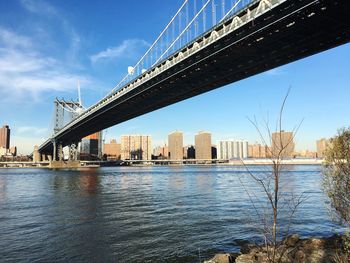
68;143;78;161
51;140;64;162
33;145;41;162
52;140;57;161
58;143;63;161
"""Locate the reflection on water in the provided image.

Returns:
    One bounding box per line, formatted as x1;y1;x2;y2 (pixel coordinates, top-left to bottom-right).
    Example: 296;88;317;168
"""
0;165;344;263
0;177;6;203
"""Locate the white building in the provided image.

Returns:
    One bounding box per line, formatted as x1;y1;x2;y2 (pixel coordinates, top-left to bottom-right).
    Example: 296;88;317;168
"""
0;146;8;157
217;140;248;159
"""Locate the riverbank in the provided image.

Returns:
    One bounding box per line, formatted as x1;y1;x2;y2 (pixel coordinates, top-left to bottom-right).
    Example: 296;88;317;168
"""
0;158;323;169
204;234;348;263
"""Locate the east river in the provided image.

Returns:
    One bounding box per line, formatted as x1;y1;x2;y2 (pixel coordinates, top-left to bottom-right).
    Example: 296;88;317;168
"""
0;165;344;262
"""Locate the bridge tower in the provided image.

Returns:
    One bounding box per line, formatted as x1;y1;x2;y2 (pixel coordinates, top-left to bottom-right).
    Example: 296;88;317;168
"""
53;99;83;134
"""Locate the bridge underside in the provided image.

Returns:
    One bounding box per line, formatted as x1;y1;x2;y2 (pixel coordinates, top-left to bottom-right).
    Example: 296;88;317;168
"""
40;0;350;154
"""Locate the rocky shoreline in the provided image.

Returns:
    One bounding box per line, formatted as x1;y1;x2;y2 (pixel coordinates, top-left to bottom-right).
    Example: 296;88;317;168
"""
204;234;348;263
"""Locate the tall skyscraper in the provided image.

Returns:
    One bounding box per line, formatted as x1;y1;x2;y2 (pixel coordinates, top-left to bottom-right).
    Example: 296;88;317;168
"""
195;131;212;159
0;125;10;149
271;131;295;158
121;135;152;160
316;138;329;158
217;140;248;159
168;131;183;160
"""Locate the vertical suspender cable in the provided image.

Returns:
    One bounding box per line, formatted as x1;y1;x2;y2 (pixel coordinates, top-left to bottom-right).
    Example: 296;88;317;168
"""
194;0;198;36
186;1;189;42
222;0;225;19
212;0;216;25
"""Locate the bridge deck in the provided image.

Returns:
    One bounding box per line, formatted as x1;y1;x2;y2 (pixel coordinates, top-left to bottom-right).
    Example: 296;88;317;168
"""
40;0;350;154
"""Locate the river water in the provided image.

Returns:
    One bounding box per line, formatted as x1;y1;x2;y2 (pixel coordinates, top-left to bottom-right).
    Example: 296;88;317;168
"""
0;165;344;262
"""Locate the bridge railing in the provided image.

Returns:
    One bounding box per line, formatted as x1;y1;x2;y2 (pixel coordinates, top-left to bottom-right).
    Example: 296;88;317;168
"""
106;0;257;98
77;1;258;116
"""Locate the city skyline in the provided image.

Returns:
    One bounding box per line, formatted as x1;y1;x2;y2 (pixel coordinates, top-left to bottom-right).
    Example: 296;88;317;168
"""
0;120;338;158
102;129;324;160
0;0;349;155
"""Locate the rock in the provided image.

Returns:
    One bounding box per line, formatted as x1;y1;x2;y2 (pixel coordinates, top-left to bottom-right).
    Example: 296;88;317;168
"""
240;243;257;254
254;251;269;263
203;253;238;263
323;234;342;249
284;234;300;247
235;254;256;263
294;249;306;263
307;248;325;263
302;238;325;250
205;234;348;263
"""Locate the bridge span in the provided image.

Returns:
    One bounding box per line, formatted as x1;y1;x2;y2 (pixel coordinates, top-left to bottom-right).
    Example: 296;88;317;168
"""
38;0;350;160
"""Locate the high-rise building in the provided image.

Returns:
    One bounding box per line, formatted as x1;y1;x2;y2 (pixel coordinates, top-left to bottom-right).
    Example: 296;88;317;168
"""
80;132;102;160
183;146;188;159
0;147;7;157
10;146;17;157
187;145;196;159
211;145;217;159
271;131;295;158
103;139;121;159
0;125;10;149
195;131;212;160
316;138;329;158
217;140;248;159
121;135;152;160
248;143;269;158
168;131;183;160
153;144;168;159
297;149;317;158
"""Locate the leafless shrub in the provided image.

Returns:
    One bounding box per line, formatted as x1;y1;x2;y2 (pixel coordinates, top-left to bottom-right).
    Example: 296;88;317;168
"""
240;89;306;263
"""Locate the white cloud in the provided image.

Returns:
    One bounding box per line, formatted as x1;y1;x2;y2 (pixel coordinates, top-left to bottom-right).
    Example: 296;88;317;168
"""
20;0;82;68
21;0;57;16
0;28;89;102
0;27;32;48
0;48;55;72
90;39;149;64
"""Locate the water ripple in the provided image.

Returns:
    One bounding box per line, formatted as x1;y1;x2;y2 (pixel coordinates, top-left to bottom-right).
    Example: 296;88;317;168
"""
0;165;344;262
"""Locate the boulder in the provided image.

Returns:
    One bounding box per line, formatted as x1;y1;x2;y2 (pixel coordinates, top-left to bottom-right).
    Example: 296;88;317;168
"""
240;243;258;254
284;234;300;247
307;248;326;263
294;249;306;263
235;254;256;263
203;253;238;263
301;238;325;250
204;235;347;263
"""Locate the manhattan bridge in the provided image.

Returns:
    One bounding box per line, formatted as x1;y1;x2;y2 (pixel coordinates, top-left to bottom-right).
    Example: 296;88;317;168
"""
36;0;350;163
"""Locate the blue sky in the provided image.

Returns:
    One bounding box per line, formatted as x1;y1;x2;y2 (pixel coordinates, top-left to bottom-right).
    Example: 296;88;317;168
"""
0;0;349;154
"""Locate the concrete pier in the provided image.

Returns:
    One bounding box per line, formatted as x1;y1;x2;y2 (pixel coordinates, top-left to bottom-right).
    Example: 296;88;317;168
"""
50;161;81;168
